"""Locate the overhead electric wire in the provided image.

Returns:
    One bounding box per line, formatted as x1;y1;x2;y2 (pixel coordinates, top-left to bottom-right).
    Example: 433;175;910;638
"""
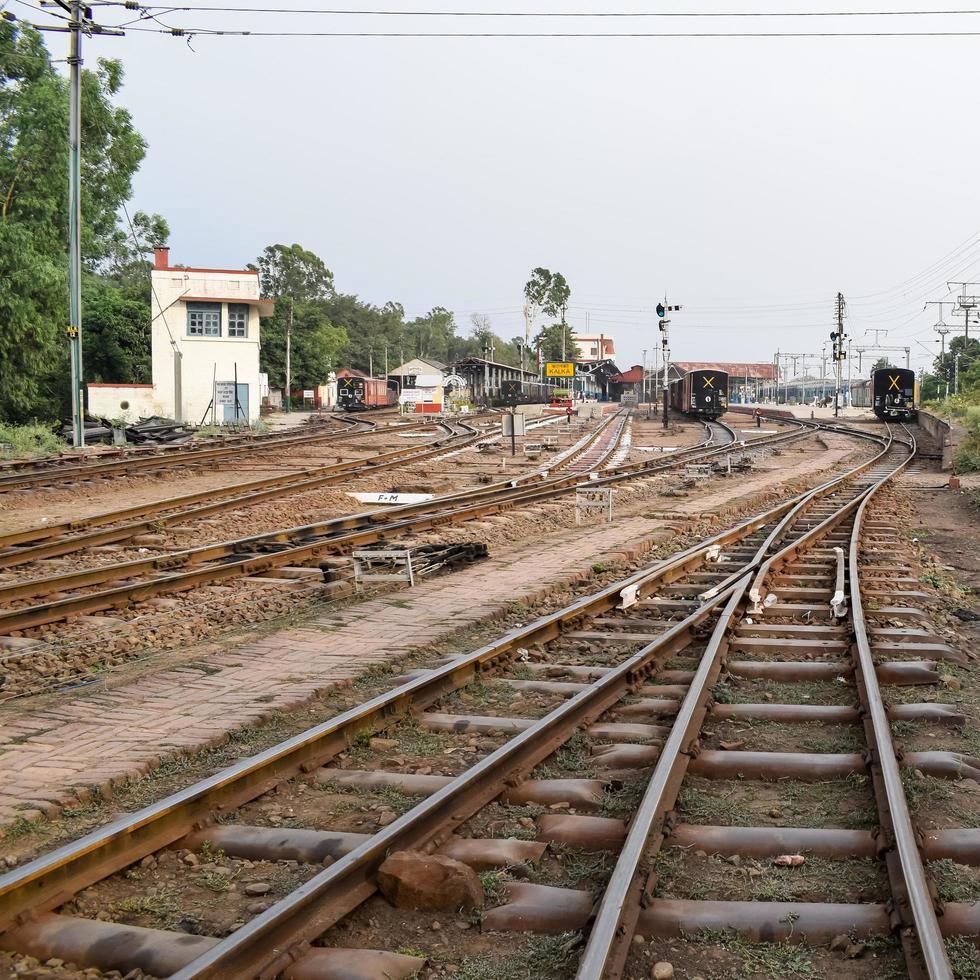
120;25;980;35
87;3;980;16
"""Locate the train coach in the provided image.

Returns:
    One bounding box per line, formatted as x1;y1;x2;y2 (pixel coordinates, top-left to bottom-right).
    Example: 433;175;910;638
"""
871;366;917;421
337;375;398;411
669;369;728;420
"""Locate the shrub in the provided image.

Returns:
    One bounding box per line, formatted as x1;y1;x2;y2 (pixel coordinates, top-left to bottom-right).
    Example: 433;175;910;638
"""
0;422;65;460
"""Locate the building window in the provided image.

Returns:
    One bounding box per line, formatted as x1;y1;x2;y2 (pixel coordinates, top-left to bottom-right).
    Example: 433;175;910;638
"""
228;304;249;338
187;302;221;337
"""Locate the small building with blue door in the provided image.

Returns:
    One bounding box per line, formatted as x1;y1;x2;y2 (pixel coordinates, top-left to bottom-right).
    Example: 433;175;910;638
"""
88;247;275;425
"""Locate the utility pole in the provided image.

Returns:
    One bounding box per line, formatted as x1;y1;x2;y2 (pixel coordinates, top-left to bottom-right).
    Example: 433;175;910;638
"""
641;349;648;405
653;342;660;408
285;298;293;411
831;292;847;418
66;0;84;446
33;2;123;447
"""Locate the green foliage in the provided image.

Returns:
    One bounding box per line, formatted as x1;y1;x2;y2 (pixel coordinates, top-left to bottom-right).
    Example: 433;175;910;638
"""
0;421;64;459
525;267;574;363
953;405;980;473
82;275;152;383
524;267;571;323
0;21;161;422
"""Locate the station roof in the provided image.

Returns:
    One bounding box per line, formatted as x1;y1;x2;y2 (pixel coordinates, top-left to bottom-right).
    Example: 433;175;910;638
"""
450;356;538;377
610;365;643;383
673;361;777;380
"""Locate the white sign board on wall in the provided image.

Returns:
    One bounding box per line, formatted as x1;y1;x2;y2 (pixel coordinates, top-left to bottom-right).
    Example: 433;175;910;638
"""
215;382;236;406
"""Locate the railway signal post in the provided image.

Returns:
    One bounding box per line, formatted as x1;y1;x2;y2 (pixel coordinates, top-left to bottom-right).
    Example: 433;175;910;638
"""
501;379;523;456
831;292;848;418
657;301;681;429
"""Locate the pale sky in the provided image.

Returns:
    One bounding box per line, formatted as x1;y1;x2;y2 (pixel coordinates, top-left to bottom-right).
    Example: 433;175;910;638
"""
46;0;980;377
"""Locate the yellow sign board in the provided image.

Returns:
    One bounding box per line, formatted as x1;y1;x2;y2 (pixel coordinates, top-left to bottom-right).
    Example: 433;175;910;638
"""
546;361;575;378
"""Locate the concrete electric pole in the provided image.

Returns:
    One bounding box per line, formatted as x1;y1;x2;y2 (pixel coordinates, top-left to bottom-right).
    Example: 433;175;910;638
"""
33;2;123;447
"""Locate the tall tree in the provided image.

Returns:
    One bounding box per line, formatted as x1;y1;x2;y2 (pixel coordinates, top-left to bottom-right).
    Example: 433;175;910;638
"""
0;21;152;421
524;267;573;360
253;244;345;391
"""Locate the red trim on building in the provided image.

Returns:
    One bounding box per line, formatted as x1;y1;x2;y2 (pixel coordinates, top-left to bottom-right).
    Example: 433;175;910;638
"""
87;383;155;389
156;267;258;276
180;296;263;304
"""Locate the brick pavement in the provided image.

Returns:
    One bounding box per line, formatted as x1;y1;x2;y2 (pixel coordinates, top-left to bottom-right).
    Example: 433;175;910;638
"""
0;512;677;828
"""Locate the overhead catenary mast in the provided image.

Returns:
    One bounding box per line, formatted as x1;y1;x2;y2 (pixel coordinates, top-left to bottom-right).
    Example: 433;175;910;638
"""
32;1;123;447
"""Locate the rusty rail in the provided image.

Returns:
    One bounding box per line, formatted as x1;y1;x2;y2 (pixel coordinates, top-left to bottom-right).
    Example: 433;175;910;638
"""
0;416;802;635
0;416;376;493
575;426;953;978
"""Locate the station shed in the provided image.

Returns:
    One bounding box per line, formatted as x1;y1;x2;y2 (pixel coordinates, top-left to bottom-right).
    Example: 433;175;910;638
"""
448;357;542;405
668;361;779;404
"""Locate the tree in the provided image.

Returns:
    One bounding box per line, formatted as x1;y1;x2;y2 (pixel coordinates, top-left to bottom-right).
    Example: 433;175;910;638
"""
934;336;980;394
82;276;152;384
326;294;405;372
405;307;459;362
870;357;891;373
535;322;577;363
0;21;153;421
254;244;334;302
254;244;345;392
524;267;573;361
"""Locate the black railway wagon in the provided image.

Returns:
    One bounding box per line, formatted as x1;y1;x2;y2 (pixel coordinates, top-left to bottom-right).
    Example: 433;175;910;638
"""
871;367;917;421
337;376;396;411
669;369;728;420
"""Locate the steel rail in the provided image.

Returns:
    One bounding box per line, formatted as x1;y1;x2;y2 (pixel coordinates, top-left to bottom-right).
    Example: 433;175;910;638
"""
0;417;375;477
575;432;918;978
162;425;897;978
849;427;953;979
0;410;572;561
0;419;479;565
0;419;808;633
0;415;617;606
171;590;741;980
0;416;380;493
0;418;447;551
0;450;878;936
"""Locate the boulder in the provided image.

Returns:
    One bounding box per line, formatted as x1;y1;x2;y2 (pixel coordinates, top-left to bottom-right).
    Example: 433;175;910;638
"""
377;851;484;911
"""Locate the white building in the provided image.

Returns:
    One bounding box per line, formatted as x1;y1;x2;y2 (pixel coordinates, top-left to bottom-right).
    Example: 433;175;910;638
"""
389;357;445;412
574;333;616;363
87;247;275;425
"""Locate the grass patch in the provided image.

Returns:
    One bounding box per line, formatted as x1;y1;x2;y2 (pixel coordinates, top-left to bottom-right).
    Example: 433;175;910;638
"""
113;889;183;929
947;936;980;979
690;928;820;977
533;733;597;779
0;422;64;459
930;858;980;902
453;932;580;980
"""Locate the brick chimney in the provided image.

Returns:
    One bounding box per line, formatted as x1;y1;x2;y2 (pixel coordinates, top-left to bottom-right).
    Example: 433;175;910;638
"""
153;247;170;270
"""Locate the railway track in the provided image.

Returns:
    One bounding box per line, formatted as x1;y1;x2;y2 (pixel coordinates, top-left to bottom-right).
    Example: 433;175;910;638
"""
0;413;413;494
0;416;373;494
0;412;807;639
0;417;487;565
1;419;956;980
